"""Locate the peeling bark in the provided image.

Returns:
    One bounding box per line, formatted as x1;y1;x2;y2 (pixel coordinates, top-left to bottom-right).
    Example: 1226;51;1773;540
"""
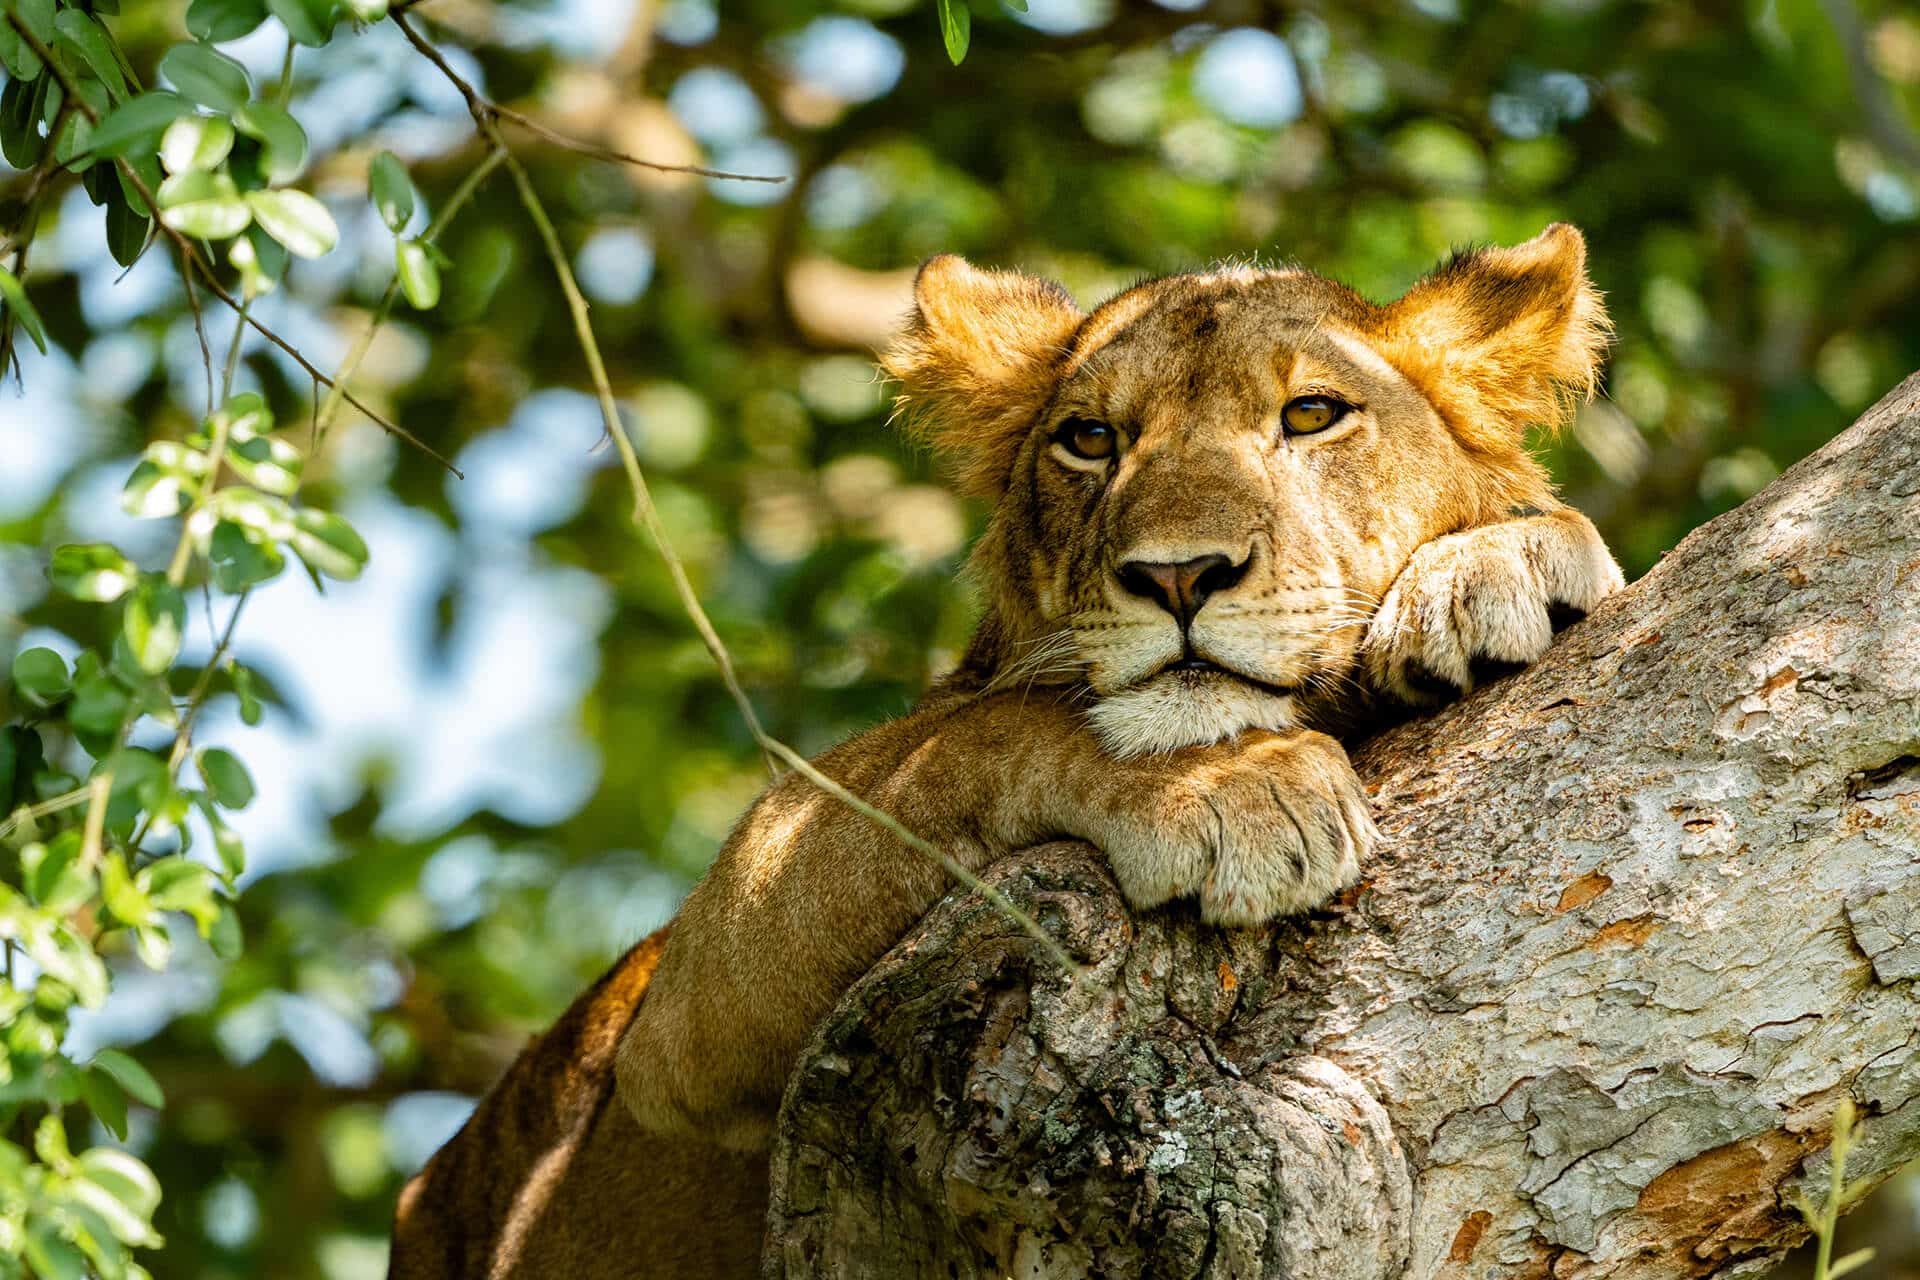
762;374;1920;1279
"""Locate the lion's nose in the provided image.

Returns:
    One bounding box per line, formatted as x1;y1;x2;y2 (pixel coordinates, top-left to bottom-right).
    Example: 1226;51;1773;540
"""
1117;553;1248;626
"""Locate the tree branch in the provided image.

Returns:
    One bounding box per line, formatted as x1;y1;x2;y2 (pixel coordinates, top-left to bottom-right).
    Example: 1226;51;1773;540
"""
765;372;1920;1279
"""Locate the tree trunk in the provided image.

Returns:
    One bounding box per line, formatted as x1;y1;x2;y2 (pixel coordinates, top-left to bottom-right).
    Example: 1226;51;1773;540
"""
761;374;1920;1280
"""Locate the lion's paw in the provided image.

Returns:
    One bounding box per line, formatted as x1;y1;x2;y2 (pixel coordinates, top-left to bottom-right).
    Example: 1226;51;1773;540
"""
1362;512;1623;704
1100;731;1373;927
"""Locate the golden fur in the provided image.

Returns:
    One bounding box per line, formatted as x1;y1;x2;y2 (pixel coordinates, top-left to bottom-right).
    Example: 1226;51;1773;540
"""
390;226;1624;1277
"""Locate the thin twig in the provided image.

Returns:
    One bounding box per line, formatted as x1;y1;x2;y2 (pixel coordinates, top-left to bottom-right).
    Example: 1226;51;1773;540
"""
5;13;461;477
314;147;506;446
180;242;216;413
490;102;786;183
389;12;782;184
393;11;1082;978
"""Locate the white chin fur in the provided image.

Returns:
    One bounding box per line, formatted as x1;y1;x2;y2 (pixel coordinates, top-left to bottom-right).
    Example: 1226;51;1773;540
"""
1086;674;1297;760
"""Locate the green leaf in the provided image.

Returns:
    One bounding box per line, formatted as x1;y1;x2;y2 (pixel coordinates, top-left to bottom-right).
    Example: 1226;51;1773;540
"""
121;457;198;519
50;544;136;602
87;90;193;160
122;578;186;675
187;0;269;41
937;0;970;65
395;237;441;309
222;391;275;438
11;647;70;706
78;1067;130;1140
160;42;252;114
0;14;44;81
232;663;263;726
289;508;369;581
75;1147;164;1245
159;112;234;174
143;856;221;934
197;747;254;809
244;187;337;258
158;168;253;240
208;518;285;591
368;150;414;232
1002;0;1027;10
12;0;56;43
51;105;96;171
53;10;129;102
0;74;44;169
67;667;131;746
90;1050;164;1109
235;102;307;184
99;851;153;928
0;265;48;355
266;0;338;47
104;182;155;268
225;433;302;495
21;834;92;913
195;793;247;877
24;1224;85;1280
344;0;388;19
208;899;243;958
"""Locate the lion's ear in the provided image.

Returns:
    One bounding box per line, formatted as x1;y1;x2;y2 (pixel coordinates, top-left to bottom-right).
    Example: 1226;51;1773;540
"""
1378;223;1610;453
880;255;1083;499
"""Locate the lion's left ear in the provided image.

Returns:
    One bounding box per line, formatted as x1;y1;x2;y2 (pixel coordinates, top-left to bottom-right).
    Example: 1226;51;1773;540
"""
1377;223;1609;452
880;256;1084;499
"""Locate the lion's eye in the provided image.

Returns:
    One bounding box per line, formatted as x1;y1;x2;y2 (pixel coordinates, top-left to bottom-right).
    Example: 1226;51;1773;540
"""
1281;395;1353;436
1053;417;1119;461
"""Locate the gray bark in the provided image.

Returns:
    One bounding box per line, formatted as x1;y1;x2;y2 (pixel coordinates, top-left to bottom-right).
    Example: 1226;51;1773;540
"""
761;373;1920;1279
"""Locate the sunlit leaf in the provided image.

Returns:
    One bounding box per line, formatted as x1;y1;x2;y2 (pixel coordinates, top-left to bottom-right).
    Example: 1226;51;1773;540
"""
50;544;136;602
937;0;970;65
289;508;369;581
396;237;441;309
369;150;414;232
157;169;252;240
225;433;302;495
123;578;186;675
160;113;235;174
244;187;337;258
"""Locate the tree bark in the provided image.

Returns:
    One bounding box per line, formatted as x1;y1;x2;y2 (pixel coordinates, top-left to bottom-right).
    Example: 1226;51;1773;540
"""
761;374;1920;1279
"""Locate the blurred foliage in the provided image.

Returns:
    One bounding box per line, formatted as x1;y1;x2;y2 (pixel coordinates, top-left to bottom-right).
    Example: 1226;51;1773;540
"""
2;0;1919;1275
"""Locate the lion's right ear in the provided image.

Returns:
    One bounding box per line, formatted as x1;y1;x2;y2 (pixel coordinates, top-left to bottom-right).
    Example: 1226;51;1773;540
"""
880;256;1083;499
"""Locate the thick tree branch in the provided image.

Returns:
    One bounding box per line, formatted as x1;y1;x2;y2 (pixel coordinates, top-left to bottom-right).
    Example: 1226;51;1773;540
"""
764;373;1920;1279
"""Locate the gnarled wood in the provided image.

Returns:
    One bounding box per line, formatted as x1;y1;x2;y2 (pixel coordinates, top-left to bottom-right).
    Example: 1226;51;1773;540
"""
764;373;1920;1279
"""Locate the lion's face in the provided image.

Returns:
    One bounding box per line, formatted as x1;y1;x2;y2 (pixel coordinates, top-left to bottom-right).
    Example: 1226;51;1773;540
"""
884;226;1607;756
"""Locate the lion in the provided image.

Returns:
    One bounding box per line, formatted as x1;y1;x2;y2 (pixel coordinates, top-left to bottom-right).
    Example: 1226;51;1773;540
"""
388;224;1625;1277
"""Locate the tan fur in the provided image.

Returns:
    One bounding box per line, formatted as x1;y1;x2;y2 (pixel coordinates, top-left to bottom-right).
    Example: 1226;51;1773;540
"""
393;227;1625;1278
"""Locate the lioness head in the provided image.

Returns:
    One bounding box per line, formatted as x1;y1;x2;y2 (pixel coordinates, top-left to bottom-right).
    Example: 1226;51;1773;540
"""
882;225;1608;757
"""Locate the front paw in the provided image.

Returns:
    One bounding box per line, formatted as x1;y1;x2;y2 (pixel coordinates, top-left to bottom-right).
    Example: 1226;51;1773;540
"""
1100;730;1374;927
1362;512;1623;703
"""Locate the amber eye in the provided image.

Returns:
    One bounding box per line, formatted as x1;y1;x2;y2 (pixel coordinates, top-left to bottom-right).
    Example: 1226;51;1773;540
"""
1053;417;1119;461
1281;395;1353;436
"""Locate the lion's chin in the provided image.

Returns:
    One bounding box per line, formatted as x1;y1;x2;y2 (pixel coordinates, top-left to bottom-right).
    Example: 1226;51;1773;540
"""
1085;670;1298;760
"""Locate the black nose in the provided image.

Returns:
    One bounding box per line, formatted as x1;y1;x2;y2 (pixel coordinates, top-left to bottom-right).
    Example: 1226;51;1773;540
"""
1117;553;1248;626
